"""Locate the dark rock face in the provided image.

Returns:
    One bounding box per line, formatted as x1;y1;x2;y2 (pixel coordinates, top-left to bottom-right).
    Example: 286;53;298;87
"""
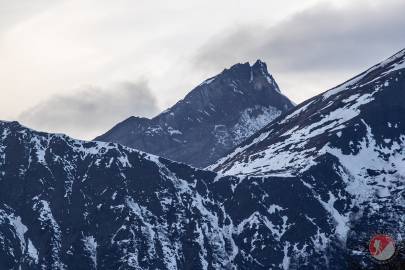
213;49;405;268
95;60;294;168
0;121;237;269
0;121;339;270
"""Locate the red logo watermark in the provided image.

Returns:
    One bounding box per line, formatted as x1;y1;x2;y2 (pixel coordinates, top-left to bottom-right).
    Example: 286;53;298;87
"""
369;234;396;262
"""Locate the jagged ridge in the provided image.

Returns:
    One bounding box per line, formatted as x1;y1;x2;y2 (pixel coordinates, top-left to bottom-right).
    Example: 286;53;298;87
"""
96;60;294;168
0;121;357;269
212;49;405;268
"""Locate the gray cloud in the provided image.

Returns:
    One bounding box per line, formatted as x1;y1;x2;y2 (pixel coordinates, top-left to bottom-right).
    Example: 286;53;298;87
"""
18;80;159;139
193;0;405;78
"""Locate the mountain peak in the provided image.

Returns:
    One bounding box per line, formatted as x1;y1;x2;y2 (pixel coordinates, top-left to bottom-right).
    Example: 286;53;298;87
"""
216;59;279;92
96;60;294;167
224;59;270;76
252;59;268;72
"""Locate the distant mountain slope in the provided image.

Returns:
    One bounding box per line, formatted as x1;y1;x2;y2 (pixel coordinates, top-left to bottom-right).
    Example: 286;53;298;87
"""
212;49;405;268
96;60;294;168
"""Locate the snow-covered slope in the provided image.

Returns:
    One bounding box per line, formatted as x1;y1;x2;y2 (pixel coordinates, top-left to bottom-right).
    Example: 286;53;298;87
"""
212;49;405;268
0;120;365;270
213;49;405;177
0;121;240;269
96;60;294;168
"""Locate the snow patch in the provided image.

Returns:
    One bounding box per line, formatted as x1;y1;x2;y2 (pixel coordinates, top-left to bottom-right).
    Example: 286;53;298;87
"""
83;236;97;268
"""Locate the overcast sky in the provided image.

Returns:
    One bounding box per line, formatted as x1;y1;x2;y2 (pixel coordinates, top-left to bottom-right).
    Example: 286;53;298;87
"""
1;0;404;139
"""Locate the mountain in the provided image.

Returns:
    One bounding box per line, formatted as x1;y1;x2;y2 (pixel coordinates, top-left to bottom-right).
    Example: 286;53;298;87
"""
0;120;344;270
212;49;405;267
1;49;404;269
0;121;240;269
95;60;294;168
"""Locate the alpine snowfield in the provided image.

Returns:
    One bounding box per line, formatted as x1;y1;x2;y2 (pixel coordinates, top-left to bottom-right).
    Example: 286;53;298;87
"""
213;49;405;268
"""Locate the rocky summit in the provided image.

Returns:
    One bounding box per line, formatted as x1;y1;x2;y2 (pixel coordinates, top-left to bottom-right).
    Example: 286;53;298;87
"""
96;60;294;168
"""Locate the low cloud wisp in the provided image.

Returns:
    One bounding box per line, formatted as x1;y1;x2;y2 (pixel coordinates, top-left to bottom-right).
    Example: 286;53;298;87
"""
19;81;159;139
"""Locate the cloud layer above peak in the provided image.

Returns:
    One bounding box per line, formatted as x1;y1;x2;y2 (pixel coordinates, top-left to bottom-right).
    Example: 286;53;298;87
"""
1;0;404;139
192;0;405;101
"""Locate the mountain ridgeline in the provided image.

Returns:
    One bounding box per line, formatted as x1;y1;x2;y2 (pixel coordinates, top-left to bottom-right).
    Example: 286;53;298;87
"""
0;49;405;269
0;121;350;269
96;60;294;168
212;49;405;268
